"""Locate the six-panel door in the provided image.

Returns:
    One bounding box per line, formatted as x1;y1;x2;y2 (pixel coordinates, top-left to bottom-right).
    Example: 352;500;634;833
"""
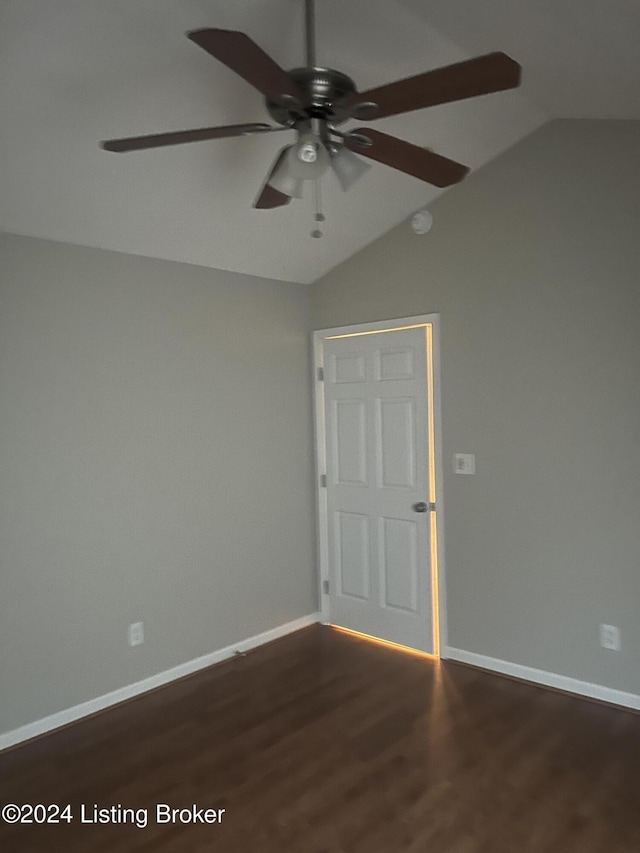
323;327;434;653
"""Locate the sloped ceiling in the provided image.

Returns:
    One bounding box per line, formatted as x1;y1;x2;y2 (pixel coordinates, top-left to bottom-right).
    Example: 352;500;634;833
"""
1;1;634;284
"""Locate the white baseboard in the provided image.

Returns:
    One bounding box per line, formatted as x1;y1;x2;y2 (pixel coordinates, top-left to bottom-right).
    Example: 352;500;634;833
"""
443;645;640;712
0;613;321;752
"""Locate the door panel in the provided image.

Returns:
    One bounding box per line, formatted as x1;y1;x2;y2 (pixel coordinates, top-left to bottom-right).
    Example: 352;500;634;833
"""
380;517;418;612
376;346;415;381
333;400;368;486
377;397;416;488
322;326;434;653
336;511;370;600
334;352;366;383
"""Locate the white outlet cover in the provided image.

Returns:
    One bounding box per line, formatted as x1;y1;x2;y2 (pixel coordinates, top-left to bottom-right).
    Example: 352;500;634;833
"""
454;453;476;475
599;623;621;651
128;622;144;647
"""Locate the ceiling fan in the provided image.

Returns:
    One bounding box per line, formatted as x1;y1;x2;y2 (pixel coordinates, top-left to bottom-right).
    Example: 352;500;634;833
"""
101;0;521;215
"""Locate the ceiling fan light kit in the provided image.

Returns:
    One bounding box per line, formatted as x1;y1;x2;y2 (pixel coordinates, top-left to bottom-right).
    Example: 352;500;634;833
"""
101;0;522;234
267;153;305;199
286;131;330;179
329;144;372;192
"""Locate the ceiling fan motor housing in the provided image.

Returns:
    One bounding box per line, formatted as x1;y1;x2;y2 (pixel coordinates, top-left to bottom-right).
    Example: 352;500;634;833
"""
266;67;358;126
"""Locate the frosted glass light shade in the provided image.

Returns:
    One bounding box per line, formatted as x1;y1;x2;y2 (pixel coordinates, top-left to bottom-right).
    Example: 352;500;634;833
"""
287;134;330;180
330;144;371;191
267;145;305;198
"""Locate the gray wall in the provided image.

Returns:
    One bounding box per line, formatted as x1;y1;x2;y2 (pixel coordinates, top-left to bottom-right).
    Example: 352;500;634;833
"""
0;234;316;735
311;120;640;695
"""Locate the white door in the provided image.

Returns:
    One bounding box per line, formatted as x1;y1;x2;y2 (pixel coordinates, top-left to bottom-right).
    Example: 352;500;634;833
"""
318;323;439;654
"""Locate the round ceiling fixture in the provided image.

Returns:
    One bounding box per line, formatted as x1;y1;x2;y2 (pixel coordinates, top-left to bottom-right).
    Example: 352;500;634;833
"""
411;209;433;235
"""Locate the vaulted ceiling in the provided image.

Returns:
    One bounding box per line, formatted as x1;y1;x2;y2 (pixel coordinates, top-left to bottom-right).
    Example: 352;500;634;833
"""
1;1;637;283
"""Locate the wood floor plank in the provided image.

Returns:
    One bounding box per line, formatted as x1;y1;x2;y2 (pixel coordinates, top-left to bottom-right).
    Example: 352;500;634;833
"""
1;624;640;851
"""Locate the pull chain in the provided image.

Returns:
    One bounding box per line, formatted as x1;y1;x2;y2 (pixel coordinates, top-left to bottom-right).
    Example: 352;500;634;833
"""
311;179;325;238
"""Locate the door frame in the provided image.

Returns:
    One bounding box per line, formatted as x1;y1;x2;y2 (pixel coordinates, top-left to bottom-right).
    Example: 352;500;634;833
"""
312;314;448;656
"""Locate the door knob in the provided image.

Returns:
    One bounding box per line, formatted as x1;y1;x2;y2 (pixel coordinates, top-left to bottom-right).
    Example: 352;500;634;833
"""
413;502;428;513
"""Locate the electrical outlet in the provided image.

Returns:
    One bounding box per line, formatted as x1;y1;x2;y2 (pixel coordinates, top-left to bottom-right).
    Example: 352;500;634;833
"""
599;623;620;651
128;622;144;647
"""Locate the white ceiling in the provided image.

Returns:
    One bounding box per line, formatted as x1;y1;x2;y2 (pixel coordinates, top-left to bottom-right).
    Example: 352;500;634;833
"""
0;1;636;284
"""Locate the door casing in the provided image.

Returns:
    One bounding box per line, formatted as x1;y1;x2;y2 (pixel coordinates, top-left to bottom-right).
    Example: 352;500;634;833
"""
312;315;448;655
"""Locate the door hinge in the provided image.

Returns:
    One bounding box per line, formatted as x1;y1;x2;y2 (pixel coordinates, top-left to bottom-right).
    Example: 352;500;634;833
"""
317;366;324;381
429;502;436;511
322;579;330;594
320;473;327;488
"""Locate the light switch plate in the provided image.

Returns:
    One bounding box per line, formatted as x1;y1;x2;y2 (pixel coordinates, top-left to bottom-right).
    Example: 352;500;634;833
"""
454;453;475;475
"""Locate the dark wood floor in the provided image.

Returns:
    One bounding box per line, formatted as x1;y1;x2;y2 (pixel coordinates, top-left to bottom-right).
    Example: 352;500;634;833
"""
2;624;640;852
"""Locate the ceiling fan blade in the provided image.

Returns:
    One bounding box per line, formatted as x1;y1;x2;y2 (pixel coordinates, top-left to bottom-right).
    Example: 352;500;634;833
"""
254;148;293;209
187;29;304;106
254;184;292;209
347;52;521;119
101;123;276;152
345;128;469;188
